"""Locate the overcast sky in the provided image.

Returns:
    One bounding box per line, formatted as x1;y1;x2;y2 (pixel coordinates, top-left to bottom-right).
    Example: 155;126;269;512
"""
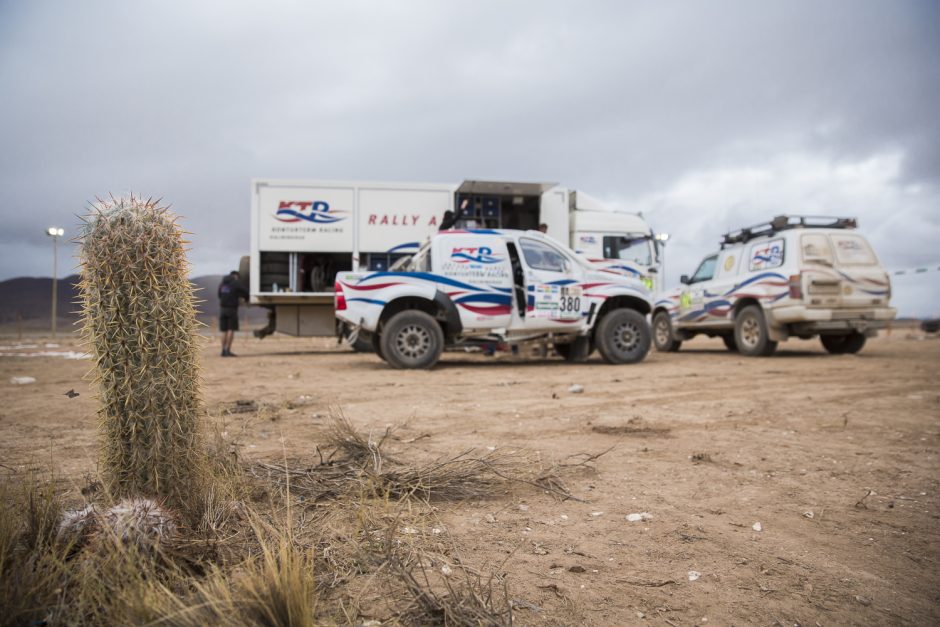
1;0;938;315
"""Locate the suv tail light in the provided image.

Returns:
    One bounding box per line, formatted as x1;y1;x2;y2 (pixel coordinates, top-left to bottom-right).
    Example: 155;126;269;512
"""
788;273;803;300
334;281;347;311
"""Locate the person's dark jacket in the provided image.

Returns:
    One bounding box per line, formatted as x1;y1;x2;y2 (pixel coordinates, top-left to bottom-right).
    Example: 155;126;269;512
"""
218;275;249;308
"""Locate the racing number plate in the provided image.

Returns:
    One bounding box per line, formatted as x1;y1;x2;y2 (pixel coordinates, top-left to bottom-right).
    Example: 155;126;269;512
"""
533;285;582;320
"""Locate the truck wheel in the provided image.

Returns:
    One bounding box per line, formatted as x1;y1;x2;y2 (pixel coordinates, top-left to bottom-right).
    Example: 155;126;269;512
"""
238;255;251;287
722;334;738;352
734;305;777;357
380;310;444;369
652;311;682;352
372;331;386;362
348;332;373;353
596;309;651;364
555;336;593;362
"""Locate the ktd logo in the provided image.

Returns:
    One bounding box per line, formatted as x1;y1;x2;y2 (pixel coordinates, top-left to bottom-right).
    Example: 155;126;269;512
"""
451;246;501;264
275;201;347;224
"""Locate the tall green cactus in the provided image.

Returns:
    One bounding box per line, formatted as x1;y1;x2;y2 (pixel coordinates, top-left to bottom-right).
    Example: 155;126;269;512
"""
79;195;204;507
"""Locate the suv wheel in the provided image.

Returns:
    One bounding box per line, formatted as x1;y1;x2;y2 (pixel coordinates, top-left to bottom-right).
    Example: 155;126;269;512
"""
821;332;867;355
652;311;682;352
722;334;738;352
596;309;652;364
555;336;594;362
380;310;444;369
734;305;777;357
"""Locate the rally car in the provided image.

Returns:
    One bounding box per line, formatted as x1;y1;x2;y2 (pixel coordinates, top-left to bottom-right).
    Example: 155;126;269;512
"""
652;215;896;357
334;229;653;368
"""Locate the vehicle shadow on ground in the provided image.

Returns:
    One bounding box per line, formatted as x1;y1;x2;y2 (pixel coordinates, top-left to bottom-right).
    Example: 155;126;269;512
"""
663;348;839;358
429;357;616;370
232;349;355;357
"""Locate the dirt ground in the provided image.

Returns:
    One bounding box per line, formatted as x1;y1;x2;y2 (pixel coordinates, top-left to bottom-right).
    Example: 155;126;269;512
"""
2;329;938;625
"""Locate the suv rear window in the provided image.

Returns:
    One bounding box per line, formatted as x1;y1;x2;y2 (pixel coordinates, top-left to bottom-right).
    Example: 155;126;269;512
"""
831;234;877;265
801;233;834;265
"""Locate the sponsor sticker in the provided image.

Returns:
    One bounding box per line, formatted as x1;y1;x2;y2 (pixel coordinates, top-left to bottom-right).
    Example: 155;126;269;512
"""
749;238;785;271
532;285;582;320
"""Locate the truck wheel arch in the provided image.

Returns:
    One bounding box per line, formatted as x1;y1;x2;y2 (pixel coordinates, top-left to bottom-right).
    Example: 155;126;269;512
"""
377;294;460;342
732;297;761;319
595;295;651;324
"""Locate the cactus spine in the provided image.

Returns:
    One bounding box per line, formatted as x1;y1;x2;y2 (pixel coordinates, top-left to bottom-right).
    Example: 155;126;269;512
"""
79;196;204;507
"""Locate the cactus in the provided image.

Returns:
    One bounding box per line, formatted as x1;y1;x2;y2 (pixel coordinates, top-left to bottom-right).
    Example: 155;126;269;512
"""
78;195;204;507
59;498;178;553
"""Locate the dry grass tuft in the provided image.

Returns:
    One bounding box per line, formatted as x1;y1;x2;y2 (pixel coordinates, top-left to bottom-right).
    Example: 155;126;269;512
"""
390;549;513;626
257;414;607;504
0;414;608;624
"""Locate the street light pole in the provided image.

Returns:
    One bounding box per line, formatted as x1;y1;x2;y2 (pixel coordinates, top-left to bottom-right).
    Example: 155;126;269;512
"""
46;227;64;339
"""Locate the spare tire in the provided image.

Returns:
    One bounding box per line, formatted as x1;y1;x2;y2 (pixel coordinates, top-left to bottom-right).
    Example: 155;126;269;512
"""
238;255;250;286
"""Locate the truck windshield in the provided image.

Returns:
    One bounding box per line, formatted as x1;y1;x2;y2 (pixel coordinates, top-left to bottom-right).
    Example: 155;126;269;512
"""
603;234;652;266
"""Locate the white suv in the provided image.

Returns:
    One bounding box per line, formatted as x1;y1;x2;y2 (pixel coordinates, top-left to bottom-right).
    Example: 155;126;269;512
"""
652;216;896;356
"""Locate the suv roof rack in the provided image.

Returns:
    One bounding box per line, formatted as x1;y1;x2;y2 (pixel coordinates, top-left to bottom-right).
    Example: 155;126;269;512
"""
720;215;857;248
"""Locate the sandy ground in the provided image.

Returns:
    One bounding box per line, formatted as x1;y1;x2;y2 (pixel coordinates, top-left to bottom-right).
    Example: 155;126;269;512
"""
1;330;938;625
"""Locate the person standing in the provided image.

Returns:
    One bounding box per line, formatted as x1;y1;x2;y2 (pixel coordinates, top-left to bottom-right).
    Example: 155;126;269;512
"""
218;270;249;357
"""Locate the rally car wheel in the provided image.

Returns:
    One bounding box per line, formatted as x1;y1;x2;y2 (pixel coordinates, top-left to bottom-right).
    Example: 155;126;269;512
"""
652;311;682;352
381;310;444;369
596;309;651;364
555;336;593;362
734;305;777;357
372;331;386;362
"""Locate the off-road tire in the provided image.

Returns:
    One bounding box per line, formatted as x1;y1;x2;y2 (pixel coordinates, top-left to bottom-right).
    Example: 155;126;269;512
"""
372;331;386;362
238;255;250;286
595;309;652;364
652;311;682;352
734;305;777;357
555;336;593;362
820;334;848;354
350;332;373;353
722;334;738;352
821;332;867;355
844;332;867;353
380;310;444;369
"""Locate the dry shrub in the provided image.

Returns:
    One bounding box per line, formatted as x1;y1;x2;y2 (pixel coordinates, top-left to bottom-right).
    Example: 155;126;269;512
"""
392;553;513;627
258;414;603;504
0;475;70;627
143;530;318;627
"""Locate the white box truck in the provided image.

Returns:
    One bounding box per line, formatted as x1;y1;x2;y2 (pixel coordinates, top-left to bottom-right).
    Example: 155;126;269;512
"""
244;178;662;344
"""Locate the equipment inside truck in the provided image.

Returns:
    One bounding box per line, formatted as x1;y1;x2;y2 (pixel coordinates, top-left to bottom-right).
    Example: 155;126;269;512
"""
454;181;554;231
258;251;351;293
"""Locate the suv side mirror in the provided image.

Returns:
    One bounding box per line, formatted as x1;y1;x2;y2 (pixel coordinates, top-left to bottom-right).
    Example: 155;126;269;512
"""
680;274;691;285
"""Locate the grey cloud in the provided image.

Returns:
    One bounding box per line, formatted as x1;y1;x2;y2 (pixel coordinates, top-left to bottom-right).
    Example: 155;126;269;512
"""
1;0;938;314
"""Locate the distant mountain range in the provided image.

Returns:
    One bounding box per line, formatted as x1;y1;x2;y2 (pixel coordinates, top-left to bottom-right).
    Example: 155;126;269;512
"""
0;274;260;329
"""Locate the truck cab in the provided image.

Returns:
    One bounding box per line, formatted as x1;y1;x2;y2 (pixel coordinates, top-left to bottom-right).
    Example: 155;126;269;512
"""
335;229;653;368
